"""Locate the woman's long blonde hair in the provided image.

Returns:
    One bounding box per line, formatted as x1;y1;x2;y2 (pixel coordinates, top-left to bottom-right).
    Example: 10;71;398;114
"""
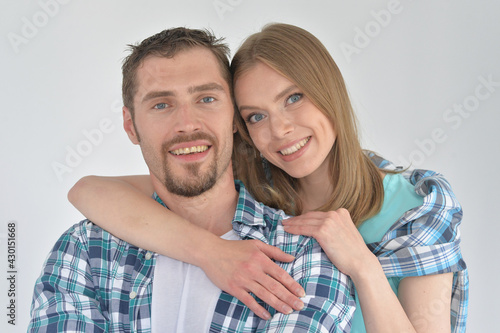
231;23;384;226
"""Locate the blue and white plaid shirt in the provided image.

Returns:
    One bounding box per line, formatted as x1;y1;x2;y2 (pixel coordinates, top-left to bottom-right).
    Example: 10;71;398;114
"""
370;155;469;333
29;181;356;332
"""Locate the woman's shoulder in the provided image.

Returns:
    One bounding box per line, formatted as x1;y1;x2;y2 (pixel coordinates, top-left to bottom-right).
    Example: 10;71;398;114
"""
367;152;457;201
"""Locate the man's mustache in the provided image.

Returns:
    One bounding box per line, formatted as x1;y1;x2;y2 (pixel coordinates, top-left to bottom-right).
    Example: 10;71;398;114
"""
163;132;217;152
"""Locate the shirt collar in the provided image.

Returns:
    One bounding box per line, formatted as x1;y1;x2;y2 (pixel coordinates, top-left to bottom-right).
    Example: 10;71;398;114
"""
231;180;272;243
232;180;267;227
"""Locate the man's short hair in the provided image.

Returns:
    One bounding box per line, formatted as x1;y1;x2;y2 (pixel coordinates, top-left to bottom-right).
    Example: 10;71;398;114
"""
122;27;232;117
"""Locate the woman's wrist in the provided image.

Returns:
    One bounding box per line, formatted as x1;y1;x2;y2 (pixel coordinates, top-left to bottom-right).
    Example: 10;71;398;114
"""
349;252;383;285
185;230;225;269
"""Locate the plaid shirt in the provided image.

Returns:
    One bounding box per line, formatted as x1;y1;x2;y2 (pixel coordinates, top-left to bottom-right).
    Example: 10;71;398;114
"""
29;181;355;332
370;155;469;333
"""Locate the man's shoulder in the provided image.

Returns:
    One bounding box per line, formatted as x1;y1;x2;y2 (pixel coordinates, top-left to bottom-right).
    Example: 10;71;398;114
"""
62;219;119;242
54;220;143;258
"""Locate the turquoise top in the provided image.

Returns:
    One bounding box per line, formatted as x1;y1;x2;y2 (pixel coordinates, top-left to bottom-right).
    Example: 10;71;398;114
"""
350;173;424;332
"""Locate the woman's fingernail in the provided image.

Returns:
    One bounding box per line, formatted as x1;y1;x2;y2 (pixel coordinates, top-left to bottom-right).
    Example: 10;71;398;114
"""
297;288;306;297
294;300;304;310
263;311;271;320
282;305;293;314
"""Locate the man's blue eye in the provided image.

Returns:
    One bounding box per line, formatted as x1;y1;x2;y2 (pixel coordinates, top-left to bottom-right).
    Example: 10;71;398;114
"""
248;113;265;123
154;103;168;109
286;93;302;104
201;97;215;103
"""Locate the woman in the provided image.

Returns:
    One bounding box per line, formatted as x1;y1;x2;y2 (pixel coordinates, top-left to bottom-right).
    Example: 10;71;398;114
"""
69;23;468;332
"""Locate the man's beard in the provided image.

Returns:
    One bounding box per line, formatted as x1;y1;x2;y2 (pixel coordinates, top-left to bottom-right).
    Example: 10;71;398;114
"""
163;155;218;197
161;132;220;197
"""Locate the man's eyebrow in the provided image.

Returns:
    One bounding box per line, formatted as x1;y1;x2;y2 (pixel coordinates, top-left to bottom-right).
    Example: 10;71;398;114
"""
188;83;225;94
142;91;175;103
141;83;225;104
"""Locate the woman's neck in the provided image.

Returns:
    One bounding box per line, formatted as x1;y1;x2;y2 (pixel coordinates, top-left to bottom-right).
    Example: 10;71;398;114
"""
297;161;334;213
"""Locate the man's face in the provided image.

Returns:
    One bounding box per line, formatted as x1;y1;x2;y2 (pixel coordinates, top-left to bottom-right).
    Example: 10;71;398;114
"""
123;47;235;197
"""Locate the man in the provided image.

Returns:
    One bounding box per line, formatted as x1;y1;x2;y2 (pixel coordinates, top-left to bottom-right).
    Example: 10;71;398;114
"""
29;28;355;332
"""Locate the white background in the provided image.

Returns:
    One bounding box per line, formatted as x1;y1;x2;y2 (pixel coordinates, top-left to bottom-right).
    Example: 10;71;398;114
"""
1;0;498;331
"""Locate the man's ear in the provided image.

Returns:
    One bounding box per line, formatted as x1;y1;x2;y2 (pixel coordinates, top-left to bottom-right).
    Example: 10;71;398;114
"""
233;120;238;134
123;106;140;145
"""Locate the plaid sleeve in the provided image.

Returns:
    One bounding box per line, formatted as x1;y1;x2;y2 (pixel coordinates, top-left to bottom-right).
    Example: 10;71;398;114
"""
28;222;108;333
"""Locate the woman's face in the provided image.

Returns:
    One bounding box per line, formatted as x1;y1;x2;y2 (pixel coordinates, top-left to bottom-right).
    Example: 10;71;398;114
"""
234;62;336;179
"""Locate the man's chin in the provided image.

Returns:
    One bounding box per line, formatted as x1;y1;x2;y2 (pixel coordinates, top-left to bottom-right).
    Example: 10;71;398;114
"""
162;166;218;198
164;178;217;197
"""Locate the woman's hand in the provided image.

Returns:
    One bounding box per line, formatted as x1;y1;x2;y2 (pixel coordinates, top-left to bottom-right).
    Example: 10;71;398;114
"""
200;238;306;320
282;208;376;278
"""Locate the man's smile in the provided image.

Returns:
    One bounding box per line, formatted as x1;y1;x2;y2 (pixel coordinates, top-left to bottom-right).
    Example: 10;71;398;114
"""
170;145;210;155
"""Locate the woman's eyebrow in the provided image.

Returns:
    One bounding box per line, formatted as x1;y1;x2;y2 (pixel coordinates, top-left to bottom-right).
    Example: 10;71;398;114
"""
239;85;298;112
274;85;297;103
238;105;259;113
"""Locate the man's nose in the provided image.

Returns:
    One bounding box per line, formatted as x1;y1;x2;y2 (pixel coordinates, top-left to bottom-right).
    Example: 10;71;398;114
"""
173;103;202;133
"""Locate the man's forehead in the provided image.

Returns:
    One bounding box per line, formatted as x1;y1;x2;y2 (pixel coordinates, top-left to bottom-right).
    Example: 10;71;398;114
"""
137;50;226;86
133;50;230;104
139;47;222;73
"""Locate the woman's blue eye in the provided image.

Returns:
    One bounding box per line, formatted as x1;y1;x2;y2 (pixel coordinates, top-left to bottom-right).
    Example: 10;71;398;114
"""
248;113;265;123
286;93;303;105
201;97;215;103
154;103;168;110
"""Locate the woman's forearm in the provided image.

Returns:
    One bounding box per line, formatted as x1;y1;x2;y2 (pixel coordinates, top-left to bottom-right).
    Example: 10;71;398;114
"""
351;256;416;333
352;257;452;333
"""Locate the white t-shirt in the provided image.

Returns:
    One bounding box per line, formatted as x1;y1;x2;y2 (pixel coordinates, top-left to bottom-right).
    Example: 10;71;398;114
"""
151;229;240;333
